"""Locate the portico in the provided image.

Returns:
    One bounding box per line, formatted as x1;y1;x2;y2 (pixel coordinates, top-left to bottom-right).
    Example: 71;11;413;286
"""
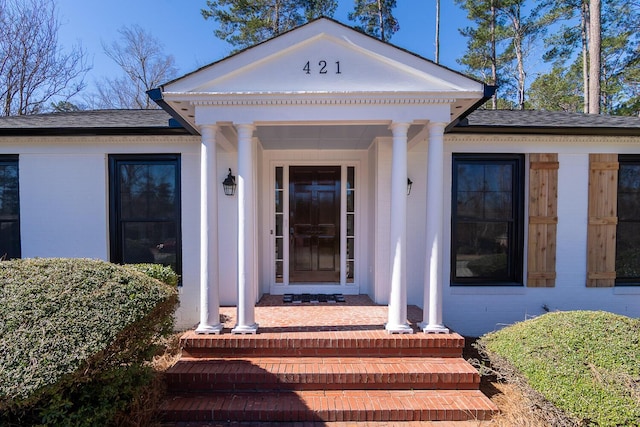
149;18;488;334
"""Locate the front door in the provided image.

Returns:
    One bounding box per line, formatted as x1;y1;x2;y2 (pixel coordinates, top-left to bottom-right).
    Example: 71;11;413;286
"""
289;166;341;282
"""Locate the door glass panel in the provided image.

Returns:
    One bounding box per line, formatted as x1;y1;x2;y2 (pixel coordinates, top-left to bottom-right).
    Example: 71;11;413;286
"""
274;167;284;282
347;167;355;189
346;166;355;283
347;214;354;236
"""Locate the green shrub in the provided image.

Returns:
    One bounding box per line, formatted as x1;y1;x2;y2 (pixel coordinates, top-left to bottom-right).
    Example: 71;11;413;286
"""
0;258;179;426
480;311;640;426
466;253;507;277
126;263;180;287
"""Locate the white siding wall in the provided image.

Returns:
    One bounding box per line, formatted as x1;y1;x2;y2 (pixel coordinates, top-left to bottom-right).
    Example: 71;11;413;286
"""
20;152;108;259
3;131;640;336
0;136;205;331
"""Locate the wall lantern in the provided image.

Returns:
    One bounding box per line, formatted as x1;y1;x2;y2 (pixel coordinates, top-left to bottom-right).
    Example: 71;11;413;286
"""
407;178;413;196
222;168;236;196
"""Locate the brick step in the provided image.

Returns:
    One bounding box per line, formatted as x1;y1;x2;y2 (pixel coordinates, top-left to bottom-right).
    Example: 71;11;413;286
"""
166;357;480;391
180;331;465;358
161;422;489;427
160;389;498;423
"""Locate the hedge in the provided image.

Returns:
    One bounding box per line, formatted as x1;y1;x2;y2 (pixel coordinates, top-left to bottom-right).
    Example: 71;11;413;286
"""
0;258;179;425
480;311;640;426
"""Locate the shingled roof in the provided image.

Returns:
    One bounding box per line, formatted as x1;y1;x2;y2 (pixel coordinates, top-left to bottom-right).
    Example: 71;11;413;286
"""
452;109;640;135
1;108;640;137
0;109;189;136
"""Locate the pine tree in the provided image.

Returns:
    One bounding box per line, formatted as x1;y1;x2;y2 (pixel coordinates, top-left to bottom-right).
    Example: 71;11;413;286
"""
455;0;503;109
202;0;337;50
348;0;399;42
539;0;639;114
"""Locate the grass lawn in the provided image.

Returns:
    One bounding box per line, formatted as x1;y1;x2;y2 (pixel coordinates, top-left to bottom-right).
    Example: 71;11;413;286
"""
477;311;640;427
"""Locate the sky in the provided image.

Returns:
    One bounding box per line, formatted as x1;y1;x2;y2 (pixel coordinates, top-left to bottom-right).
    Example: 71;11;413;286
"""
55;1;471;98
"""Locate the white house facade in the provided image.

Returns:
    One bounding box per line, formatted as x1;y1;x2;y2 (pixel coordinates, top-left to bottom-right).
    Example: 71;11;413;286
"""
1;19;639;337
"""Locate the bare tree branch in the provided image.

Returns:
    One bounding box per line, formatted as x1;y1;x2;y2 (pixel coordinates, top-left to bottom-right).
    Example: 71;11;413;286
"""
0;0;89;115
94;25;177;109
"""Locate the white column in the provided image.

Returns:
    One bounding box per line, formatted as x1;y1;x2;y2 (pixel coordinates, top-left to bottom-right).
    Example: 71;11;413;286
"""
386;122;413;334
232;123;258;334
195;125;223;334
420;122;449;334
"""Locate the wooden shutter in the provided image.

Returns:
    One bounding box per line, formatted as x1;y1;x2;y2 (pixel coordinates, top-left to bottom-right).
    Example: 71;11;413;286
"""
586;154;619;287
527;154;559;287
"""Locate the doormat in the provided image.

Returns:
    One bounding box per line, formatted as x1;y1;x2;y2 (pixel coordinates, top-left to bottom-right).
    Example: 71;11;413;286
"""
283;293;346;304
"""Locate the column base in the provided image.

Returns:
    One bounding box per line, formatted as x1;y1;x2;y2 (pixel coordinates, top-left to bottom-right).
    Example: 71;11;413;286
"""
419;322;450;334
195;323;223;335
231;323;259;335
384;322;414;334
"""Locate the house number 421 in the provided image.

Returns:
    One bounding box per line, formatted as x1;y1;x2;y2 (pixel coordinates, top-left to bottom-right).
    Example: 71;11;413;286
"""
303;60;342;74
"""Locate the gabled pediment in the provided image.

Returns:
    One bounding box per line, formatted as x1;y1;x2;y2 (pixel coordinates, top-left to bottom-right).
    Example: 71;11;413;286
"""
153;18;489;134
164;18;481;95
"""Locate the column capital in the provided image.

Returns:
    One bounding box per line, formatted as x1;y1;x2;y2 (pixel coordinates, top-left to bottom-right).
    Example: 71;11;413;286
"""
199;124;219;139
235;123;256;137
389;122;411;135
427;121;447;130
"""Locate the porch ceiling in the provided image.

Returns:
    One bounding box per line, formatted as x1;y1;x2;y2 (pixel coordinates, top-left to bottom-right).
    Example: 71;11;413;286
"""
254;123;424;150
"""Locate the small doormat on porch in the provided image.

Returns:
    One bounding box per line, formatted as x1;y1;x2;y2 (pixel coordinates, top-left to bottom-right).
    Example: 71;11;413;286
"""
283;293;346;304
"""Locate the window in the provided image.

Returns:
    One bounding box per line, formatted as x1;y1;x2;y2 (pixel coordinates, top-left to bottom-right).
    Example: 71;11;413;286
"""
0;155;20;259
616;155;640;284
109;155;181;275
451;154;524;284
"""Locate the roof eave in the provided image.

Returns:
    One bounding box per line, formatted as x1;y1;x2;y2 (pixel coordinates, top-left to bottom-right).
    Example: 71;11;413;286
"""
447;125;640;137
147;88;200;135
446;85;497;132
0;126;192;137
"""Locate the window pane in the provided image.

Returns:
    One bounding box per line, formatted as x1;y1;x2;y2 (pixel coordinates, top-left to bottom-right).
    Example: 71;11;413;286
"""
484;191;512;219
122;221;177;270
347;166;355;189
110;155;181;276
0;162;19;217
616;222;640;280
0;221;20;259
119;164;176;220
455;222;510;279
0;158;20;259
617;158;640;283
617;163;640;221
484;164;512;192
456;191;483;218
452;154;523;284
456;163;512;219
456;164;485;191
